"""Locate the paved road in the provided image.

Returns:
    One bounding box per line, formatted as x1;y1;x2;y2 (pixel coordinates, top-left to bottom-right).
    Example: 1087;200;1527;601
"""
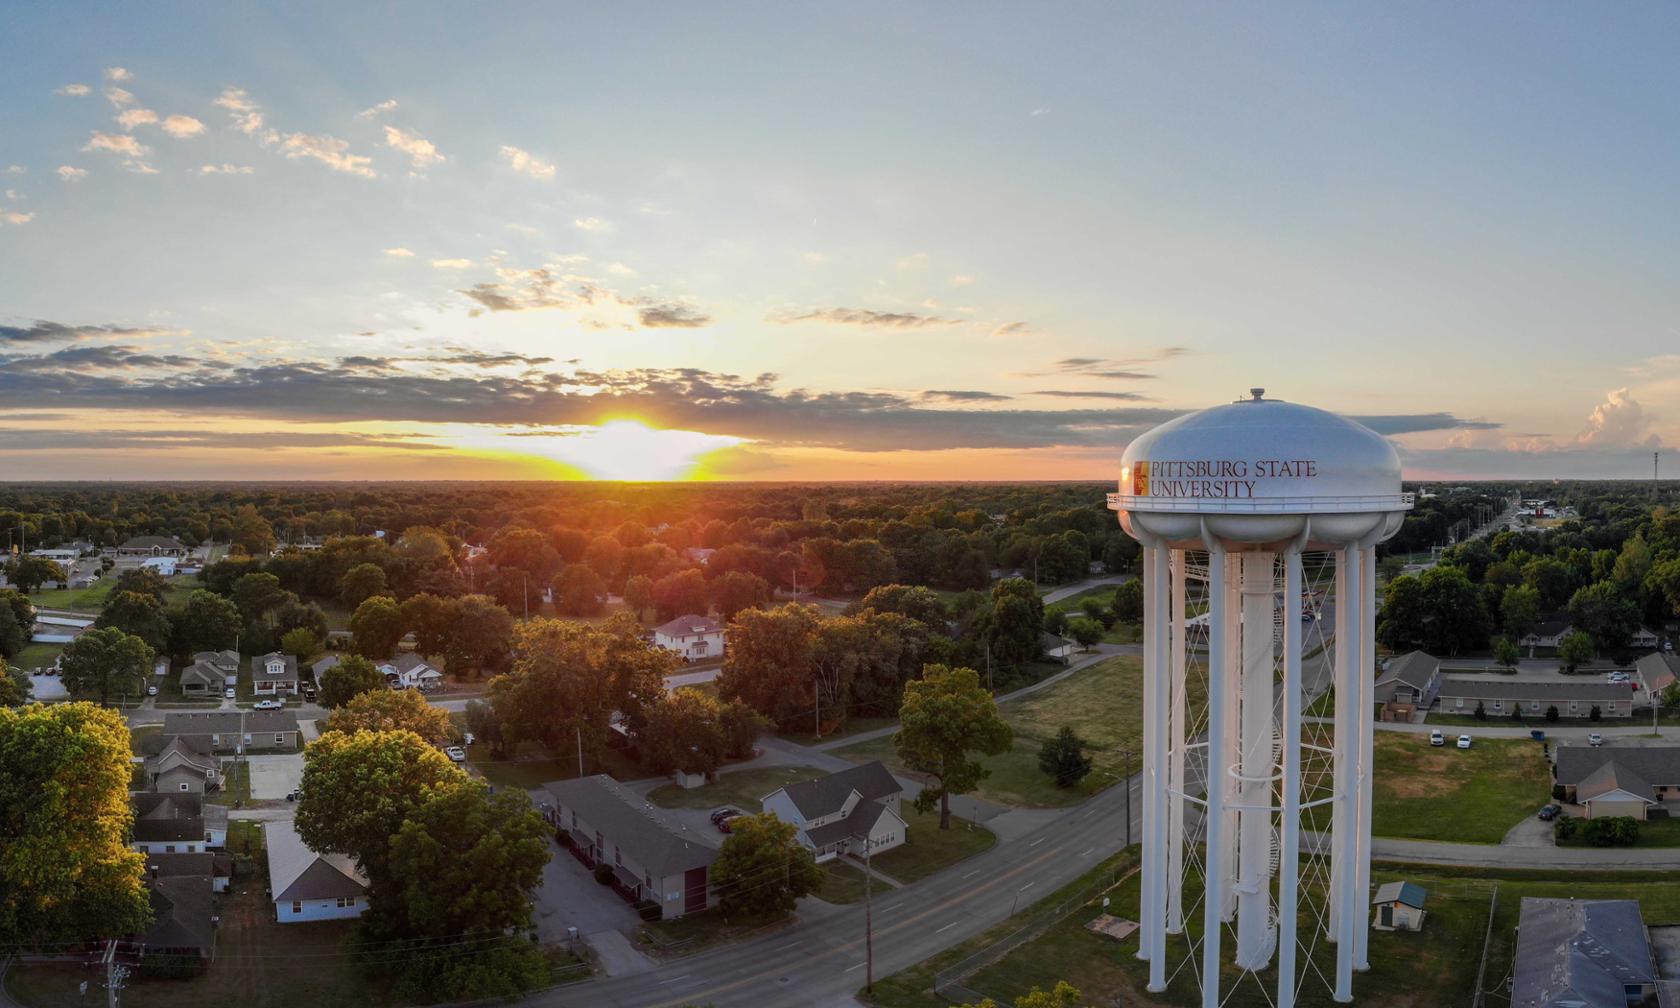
1041;574;1132;605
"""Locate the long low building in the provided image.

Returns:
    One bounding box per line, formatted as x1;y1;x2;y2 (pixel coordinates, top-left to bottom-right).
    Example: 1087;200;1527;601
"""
543;775;717;918
162;710;301;752
1555;745;1680;820
1434;676;1634;720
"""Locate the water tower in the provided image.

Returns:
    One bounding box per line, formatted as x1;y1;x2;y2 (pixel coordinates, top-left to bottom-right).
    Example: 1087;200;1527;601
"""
1109;389;1412;1007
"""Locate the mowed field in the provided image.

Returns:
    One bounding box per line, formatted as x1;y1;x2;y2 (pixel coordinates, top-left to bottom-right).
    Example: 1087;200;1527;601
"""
1370;732;1551;844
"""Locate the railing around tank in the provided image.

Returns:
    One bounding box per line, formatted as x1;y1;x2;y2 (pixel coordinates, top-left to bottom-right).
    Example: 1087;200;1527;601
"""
1106;492;1415;513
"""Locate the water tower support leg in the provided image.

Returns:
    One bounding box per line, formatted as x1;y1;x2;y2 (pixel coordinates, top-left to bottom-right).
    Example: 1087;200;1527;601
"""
1220;552;1241;923
1328;547;1350;943
1236;550;1275;969
1334;545;1361;1003
1138;543;1159;967
1148;545;1171;992
1167;549;1187;934
1354;544;1376;972
1200;546;1229;1008
1278;547;1304;1008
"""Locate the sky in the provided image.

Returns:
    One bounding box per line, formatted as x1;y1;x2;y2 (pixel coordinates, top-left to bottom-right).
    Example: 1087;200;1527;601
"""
2;2;1677;482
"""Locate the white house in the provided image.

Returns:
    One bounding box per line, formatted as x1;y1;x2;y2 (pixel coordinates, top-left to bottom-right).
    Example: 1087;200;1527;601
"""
377;653;444;691
140;556;178;576
760;761;908;862
1632;626;1661;650
1520;618;1572;654
251;652;299;695
265;820;368;923
653;615;726;661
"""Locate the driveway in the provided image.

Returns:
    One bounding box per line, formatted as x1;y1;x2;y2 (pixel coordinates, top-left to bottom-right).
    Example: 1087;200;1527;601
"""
530;835;642;943
1501;813;1555;848
245;753;305;799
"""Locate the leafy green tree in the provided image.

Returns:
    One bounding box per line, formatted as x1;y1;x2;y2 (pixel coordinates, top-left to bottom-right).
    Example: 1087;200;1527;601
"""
1038;726;1094;788
281;627;321;663
440;594;514;676
231;571;290;624
711;570;771;621
973;578;1046;679
653;568;711;622
963;980;1087;1008
1064;617;1103;648
622;574;654;621
1522;557;1576;611
0;603;25;662
1647;558;1680;620
338;562;388;608
896;664;1013;829
1112;579;1143;622
170;589;241;655
1493;636;1521;670
551;564;607;617
710;813;821;919
1545;705;1560;723
319;654;387;708
399;593;452;656
854;584;948;628
229;504;276;555
349;594;405;659
376;782;551;1002
638;687;741;777
295;729;467;883
95;590;171;655
111;567;171;603
1568;581;1641;653
0;665;31;706
717;603;823;727
1376;566;1488;655
325;688;455;745
7;556;64;593
1472;701;1486;721
464;698;506;757
60;627;153;706
0;702;151;944
1500;585;1541;641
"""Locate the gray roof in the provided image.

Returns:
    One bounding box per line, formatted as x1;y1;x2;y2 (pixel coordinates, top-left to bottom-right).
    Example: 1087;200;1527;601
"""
136;875;214;954
143;852;232;880
134;792;204;820
139;733;214;759
121;535;186;550
192;650;240;671
265;820;367;902
1435;676;1631;703
1512;898;1654;1008
655;614;723;637
1575;761;1656;804
803;798;892;849
1556;746;1680;789
1526;618;1573;638
544;775;718;877
132;815;204;843
179;660;224;689
1377;651;1438;693
1372;881;1428;909
1638;653;1680;691
144;736;218;777
775;761;903;821
251;651;298;681
163;710;300;737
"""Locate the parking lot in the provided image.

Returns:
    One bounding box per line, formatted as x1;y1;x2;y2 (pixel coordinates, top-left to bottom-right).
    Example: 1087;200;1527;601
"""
244;753;305;800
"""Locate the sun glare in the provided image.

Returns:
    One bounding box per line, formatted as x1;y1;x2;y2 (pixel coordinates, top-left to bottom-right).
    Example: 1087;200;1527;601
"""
460;419;744;480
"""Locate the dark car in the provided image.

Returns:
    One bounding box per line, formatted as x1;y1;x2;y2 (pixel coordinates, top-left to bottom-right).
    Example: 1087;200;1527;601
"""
1537;804;1560;821
710;806;744;825
713;810;745;833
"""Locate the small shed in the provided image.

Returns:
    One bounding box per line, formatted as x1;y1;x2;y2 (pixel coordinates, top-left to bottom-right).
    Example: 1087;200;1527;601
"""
1372;881;1427;931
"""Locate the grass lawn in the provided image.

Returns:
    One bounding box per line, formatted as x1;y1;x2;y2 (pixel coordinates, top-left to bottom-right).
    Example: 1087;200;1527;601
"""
20;578;117;612
226;818;265;857
817;859;872;904
779;715;897;747
129;723;163;750
648;764;832;811
637;907;788;958
836;656;1153;808
207;760;252;806
868;805;995;883
1371;732;1550;843
12;642;64;672
467;739;649;790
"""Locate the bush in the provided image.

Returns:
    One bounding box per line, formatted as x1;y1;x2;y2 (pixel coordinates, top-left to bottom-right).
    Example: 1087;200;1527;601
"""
1590;705;1602;722
1545;705;1560;723
1473;701;1487;721
1553;815;1579;842
1580;816;1639;847
593;863;614;885
634;898;663;921
1552;783;1567;801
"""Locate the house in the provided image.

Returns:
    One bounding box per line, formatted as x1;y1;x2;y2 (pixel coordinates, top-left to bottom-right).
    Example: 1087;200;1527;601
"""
1637;653;1680;703
180;651;237;696
378;653;444;691
684;547;716;566
1040;631;1077;663
133;793;227;849
1554;746;1680;819
251;652;299;695
142;735;222;793
119;875;216;969
1371;881;1428;931
653;615;726;661
265;820;368;923
1631;627;1661;650
760;761;908;862
1374;651;1441;722
28;547;80;564
1520;618;1573;654
543;775;718;918
1511;897;1657;1008
162;710;301;753
143;851;234;894
118;535;188;557
28;612;93;644
1433;677;1634;720
312;653;342;681
140;556;179;576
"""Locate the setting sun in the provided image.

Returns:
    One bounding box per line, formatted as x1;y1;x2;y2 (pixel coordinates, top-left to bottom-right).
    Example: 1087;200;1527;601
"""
462;419;746;481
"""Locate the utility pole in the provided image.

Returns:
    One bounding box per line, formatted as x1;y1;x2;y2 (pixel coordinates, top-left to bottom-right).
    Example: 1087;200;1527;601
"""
101;941;126;1008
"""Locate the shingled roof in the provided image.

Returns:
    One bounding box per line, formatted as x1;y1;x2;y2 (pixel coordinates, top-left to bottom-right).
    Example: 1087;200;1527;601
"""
1555;745;1680;790
777;761;902;821
544;775;718;877
1512;898;1655;1008
1435;677;1630;703
135;875;215;955
265;820;367;902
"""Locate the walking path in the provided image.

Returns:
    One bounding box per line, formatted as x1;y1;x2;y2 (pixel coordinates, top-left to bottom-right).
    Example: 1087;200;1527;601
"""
1041;574;1132;604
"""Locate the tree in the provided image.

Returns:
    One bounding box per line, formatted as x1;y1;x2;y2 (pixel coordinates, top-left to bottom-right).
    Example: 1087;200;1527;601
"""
94;590;171;655
399;593;453;656
1545;704;1560;723
60;627;153;706
1648;558;1680;620
653;569;711;622
231;571;290;624
1493;636;1521;670
440;594;513;676
1500;585;1541;641
896;664;1013;829
710;813;821;919
1038;726;1094;788
855;584;949;628
229;504;276;555
319;654;387;708
338;562;388;608
962;981;1087;1008
639;687;733;777
1376;567;1488;655
281;627;321;664
552;564;607;617
349;595;405;659
490;615;675;766
1558;630;1596;672
1591;704;1603;722
0;702;151;945
1568;581;1641;653
464;698;506;757
0;665;31;706
1473;700;1487;721
717;604;822;727
171;589;241;655
0;590;35;661
0;602;25;662
111;566;171;603
7;556;64;593
1112;579;1143;622
623;574;654;621
1063;617;1103;649
295;729;467;883
376;781;550;1002
972;578;1046;681
711;570;771;621
325;688;454;745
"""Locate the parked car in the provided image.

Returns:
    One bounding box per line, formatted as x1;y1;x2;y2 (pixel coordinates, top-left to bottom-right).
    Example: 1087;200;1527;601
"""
1428;729;1445;747
286;788;303;802
1456;734;1472;749
253;699;282;711
710;806;744;825
301;684;317;700
444;746;467;763
463;732;476;746
1608;672;1630;683
146;684;158;696
1589;733;1604;747
1537;804;1560;820
224;686;236;699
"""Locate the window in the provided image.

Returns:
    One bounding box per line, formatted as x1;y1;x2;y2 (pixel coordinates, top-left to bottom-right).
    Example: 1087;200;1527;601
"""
165;845;176;853
206;768;215;779
292;902;302;914
180;782;190;791
1455;697;1463;709
335;896;356;908
275;734;285;744
1530;701;1540;712
615;847;622;866
211;734;220;746
1492;701;1503;712
1570;702;1579;713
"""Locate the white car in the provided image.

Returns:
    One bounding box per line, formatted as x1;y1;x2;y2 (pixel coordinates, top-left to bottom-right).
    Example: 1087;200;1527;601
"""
146;685;159;696
224;687;236;699
1589;733;1604;747
1428;729;1445;747
444;746;467;763
1608;672;1630;683
1456;734;1472;749
252;699;282;711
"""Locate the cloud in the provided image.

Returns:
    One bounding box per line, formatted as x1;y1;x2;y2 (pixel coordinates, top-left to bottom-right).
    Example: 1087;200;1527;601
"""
160;115;206;138
198;163;253;175
431;258;474;269
4;166;23;175
383;247;415;257
104;67;131;82
0;320;186;345
117;107;158;129
55;83;91;97
607;262;637;276
123;160;159;175
1021;352;1188;380
56;165;88;181
1030;107;1051;117
573;216;612;232
0;208;33;226
279;133;376;178
83;131;147;157
950;274;976;286
776;307;960;329
384;125;443;169
1033;390;1151;401
991;322;1030;337
357;99;399;119
637;304;710;328
0;344;198;373
1576;388;1661;449
499;145;555;180
104;86;135;107
803;252;826;264
214;88;269;138
921;390;1013;402
0;428;442;453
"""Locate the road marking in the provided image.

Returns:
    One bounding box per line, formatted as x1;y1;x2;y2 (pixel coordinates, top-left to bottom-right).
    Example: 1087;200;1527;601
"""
657;975;691;985
1080;847;1094;857
963;869;982;879
936;920;960;933
1030;837;1046;847
844;961;867;972
883;902;903;913
1019;882;1036;892
775;940;803;950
